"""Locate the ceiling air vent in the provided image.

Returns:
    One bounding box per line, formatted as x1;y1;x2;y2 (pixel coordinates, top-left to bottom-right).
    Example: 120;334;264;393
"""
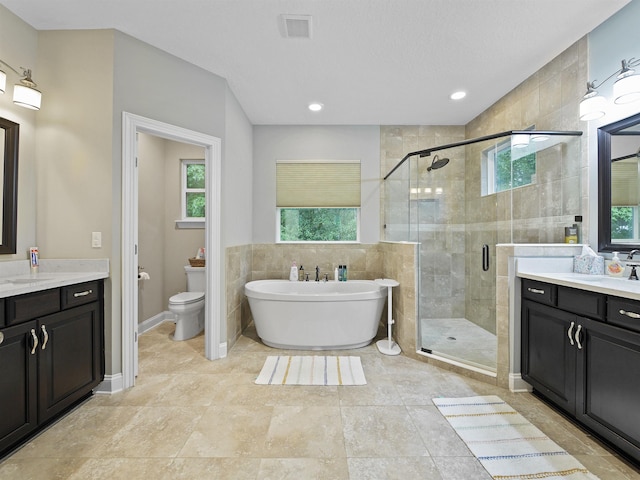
281;14;313;39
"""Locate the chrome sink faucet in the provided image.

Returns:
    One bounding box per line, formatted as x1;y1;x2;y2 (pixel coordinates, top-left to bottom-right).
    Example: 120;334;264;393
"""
627;250;640;260
315;266;320;282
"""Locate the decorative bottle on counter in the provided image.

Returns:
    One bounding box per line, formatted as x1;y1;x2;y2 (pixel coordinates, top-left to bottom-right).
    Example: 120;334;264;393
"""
290;262;298;281
607;252;624;277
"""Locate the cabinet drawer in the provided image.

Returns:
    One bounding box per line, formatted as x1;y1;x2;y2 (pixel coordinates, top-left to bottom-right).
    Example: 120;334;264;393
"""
608;297;640;333
0;298;4;328
522;279;556;306
557;286;606;321
6;289;61;326
61;281;99;309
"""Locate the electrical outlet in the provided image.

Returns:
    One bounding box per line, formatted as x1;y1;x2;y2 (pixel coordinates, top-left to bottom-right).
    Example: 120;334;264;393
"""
92;232;102;248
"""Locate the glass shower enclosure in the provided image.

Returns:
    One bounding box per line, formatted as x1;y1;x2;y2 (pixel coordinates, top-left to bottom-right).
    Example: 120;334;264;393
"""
383;130;582;374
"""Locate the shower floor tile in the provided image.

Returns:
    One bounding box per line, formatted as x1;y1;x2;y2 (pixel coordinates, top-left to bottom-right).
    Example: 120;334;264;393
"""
420;317;497;371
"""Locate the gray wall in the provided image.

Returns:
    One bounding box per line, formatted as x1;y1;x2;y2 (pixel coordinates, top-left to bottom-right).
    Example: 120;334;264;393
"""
588;0;640;248
252;125;381;244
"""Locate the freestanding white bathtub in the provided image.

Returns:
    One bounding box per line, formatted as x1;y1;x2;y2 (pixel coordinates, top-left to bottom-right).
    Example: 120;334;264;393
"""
244;280;386;350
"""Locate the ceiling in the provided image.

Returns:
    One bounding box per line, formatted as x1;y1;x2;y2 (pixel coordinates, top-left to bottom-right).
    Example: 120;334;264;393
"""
0;0;630;125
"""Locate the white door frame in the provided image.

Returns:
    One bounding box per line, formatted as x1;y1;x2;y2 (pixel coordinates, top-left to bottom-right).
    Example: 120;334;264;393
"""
122;112;222;390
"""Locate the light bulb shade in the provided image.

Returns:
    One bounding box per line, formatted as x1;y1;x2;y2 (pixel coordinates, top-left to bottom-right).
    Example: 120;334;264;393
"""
0;70;6;94
512;134;530;148
613;73;640;104
13;84;41;110
579;94;606;121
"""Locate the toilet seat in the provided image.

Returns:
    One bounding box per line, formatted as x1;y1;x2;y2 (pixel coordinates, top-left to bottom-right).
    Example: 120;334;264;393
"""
169;291;204;305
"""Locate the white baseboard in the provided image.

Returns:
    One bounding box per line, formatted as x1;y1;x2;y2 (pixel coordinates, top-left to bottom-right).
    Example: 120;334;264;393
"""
139;311;174;334
219;342;228;358
94;373;124;395
509;373;533;393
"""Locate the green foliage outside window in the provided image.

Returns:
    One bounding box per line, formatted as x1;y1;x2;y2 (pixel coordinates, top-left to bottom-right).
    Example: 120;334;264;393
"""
280;208;358;241
611;206;634;239
495;149;536;192
186;193;205;217
186;163;205;218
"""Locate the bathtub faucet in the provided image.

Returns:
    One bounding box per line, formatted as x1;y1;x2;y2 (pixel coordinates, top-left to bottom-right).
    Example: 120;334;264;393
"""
315;265;320;282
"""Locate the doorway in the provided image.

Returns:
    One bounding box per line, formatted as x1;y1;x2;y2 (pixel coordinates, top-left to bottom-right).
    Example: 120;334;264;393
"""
122;112;222;390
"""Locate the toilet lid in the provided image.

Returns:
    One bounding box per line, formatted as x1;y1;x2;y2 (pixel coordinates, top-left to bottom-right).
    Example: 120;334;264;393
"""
169;292;204;305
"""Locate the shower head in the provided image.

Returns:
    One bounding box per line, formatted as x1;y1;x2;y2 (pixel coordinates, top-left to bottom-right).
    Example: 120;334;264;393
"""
426;155;450;172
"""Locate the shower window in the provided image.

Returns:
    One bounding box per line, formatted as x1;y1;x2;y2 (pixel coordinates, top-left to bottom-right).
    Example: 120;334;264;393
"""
482;140;536;195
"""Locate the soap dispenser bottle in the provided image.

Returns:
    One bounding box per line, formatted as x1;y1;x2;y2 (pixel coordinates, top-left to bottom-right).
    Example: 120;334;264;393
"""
290;262;298;281
607;252;624;277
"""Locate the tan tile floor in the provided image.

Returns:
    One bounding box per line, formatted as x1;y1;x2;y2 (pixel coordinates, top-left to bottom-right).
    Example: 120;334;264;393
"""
1;321;639;479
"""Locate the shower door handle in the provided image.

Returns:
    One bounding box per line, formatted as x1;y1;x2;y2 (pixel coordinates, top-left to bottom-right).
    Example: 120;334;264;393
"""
482;244;490;271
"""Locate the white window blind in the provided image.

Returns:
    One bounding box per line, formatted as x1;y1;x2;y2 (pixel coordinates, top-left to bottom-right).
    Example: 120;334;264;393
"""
611;159;639;206
276;160;361;208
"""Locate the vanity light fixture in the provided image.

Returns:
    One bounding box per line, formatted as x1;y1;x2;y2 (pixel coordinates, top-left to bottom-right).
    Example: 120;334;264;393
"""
580;57;640;121
613;59;640;104
0;59;42;110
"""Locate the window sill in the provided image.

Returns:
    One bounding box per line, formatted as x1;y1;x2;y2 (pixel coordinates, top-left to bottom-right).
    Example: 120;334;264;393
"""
175;220;205;229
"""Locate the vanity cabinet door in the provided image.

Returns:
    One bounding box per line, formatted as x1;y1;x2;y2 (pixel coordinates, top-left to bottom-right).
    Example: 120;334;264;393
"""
37;302;102;423
575;318;640;463
522;300;577;415
0;321;38;455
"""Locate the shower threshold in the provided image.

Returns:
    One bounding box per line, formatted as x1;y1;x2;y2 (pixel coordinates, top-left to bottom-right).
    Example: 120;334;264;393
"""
420;317;497;374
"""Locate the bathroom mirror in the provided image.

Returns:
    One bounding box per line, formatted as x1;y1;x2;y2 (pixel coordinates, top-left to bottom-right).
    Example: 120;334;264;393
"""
598;112;640;252
0;117;19;254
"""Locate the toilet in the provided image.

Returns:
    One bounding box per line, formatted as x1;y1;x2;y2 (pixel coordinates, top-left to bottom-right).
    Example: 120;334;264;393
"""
168;266;205;341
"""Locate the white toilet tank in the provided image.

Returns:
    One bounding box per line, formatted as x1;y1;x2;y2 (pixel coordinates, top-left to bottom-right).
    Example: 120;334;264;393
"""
185;266;205;292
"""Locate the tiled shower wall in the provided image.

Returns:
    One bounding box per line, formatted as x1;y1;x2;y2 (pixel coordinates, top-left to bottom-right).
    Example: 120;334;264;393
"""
225;242;417;352
381;38;587;336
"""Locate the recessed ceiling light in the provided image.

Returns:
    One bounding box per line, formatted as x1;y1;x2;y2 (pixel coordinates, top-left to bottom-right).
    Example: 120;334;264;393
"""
308;102;323;112
450;91;466;100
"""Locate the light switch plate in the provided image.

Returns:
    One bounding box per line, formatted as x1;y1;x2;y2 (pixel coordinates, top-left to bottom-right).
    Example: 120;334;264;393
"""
92;231;102;248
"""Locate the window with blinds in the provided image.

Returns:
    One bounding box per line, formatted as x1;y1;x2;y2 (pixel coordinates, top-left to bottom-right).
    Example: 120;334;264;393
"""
276;160;361;207
276;160;361;242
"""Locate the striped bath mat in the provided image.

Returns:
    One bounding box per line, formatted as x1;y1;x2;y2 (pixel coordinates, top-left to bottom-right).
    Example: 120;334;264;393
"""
255;355;366;385
433;396;599;480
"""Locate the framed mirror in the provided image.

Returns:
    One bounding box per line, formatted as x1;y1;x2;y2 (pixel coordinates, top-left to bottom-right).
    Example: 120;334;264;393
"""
598;112;640;252
0;117;19;254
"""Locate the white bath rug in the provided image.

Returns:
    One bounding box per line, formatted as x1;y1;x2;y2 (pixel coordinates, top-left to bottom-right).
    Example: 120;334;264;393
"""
432;395;599;479
255;355;366;386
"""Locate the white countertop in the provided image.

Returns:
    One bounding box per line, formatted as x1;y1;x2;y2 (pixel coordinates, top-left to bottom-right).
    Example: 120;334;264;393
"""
518;271;640;301
0;259;109;298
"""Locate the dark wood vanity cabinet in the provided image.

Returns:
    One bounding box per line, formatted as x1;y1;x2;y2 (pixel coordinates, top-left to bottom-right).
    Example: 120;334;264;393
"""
522;279;640;464
0;280;104;457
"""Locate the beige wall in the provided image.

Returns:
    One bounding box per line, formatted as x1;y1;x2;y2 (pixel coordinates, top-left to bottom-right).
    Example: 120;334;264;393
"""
138;133;166;322
0;6;41;259
162;139;206;299
138;133;205;324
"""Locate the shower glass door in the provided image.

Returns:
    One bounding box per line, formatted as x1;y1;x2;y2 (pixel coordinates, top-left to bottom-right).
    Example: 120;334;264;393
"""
416;141;499;373
383;130;582;375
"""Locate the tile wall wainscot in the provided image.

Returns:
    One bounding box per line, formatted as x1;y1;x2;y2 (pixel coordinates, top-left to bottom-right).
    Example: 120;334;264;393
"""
225;242;419;355
498;243;584;391
225;244;253;349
